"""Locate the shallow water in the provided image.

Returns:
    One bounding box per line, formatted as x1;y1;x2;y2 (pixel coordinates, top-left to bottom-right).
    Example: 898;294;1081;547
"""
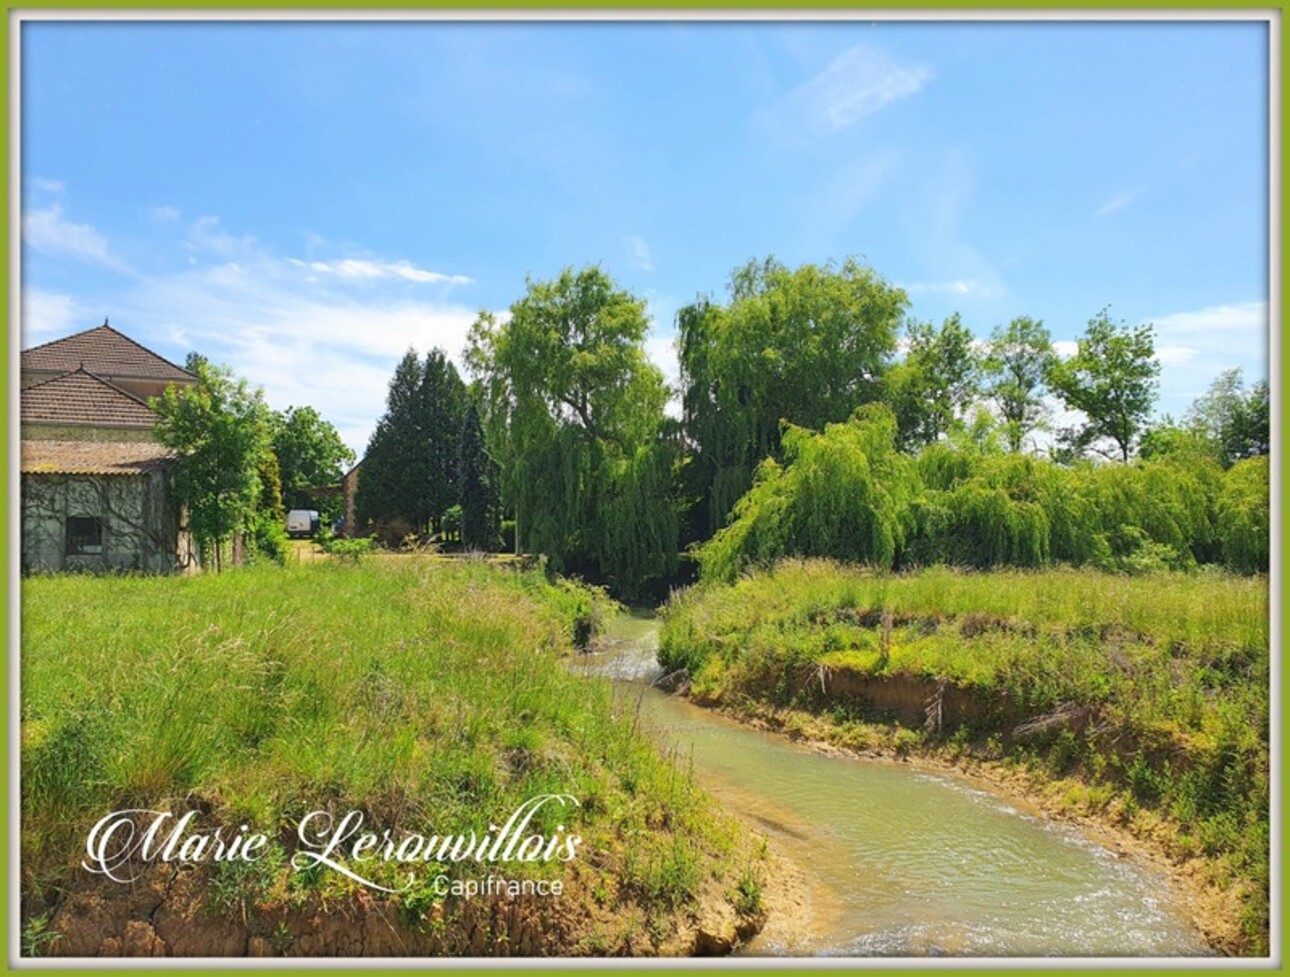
577;612;1210;958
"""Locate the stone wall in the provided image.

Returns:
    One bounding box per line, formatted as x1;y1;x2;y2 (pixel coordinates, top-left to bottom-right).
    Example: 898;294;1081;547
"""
21;472;186;574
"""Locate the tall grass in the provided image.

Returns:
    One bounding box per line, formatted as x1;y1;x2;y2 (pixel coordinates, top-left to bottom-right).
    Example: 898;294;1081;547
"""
22;559;742;924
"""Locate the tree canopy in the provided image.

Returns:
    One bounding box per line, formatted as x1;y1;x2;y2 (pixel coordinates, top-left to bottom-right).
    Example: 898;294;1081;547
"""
270;405;355;520
467;265;677;598
357;348;467;538
677;256;907;538
151;360;272;571
982;316;1056;453
1185;368;1269;467
887;313;980;450
1048;309;1160;462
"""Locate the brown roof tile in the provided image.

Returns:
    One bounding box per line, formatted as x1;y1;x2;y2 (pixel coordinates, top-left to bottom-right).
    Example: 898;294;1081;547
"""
21;439;176;476
21;324;195;382
21;369;159;429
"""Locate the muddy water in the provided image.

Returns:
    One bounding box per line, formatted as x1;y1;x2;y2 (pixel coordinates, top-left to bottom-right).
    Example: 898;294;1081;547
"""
578;612;1211;958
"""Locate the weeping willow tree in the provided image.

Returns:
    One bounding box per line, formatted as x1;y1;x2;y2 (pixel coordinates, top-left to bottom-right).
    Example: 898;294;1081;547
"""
466;266;678;599
907;459;1051;569
700;405;1261;579
1215;455;1269;574
699;405;918;582
678;257;907;541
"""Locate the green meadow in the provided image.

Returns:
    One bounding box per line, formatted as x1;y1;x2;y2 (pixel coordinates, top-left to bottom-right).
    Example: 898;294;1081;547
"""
22;558;761;954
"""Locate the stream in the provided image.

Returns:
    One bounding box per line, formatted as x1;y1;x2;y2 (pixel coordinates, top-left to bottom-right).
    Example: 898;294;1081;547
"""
576;612;1211;958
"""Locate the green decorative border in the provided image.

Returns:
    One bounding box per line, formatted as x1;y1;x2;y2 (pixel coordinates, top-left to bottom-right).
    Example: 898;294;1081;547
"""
2;5;1280;977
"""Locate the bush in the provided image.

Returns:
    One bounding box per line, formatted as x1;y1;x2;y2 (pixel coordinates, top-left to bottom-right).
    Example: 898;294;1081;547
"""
1215;456;1269;574
322;536;374;564
696;411;1262;578
248;510;290;566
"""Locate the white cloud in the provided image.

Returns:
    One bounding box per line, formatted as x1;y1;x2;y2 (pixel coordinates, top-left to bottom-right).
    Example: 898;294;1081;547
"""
292;258;472;286
150;205;181;223
645;329;681;420
22;211;492;455
624;235;654;273
902;279;993;297
1155;344;1197;367
1150;301;1267;342
1094;189;1139;219
31;177;64;193
761;43;931;143
186;215;257;259
1053;339;1078;358
97;233;489;455
1148;300;1267;418
22;205;130;272
901;149;1009;308
21;288;82;345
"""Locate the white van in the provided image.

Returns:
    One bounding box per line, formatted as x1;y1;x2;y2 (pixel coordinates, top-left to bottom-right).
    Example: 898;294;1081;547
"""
286;509;321;538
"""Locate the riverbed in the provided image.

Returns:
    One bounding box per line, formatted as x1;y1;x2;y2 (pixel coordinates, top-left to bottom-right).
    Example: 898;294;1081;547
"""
576;612;1211;958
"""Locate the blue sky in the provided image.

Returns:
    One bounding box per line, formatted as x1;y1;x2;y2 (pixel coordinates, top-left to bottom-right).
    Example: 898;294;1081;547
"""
20;18;1269;455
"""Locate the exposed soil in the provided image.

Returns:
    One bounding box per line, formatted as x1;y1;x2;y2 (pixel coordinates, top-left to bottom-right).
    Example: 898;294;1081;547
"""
38;856;768;959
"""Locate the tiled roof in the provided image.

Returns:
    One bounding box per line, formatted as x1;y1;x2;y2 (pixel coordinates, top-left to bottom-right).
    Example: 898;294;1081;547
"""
21;369;159;429
21;439;176;476
21;324;195;382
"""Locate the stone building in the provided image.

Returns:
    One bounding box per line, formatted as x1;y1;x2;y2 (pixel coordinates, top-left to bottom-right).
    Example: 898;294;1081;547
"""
20;324;198;573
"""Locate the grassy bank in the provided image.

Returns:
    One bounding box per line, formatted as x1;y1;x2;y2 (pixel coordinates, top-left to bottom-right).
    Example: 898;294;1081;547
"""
22;558;766;956
659;559;1269;953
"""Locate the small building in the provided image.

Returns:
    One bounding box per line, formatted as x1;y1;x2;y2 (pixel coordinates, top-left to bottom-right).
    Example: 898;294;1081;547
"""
20;324;198;573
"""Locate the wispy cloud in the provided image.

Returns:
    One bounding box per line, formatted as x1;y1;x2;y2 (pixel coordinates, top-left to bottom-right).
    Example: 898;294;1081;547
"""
1050;301;1267;422
1150;301;1267;342
1094;189;1139;219
30;177;64;193
290;257;472;286
760;43;932;143
150;205;181;223
56;219;492;454
624;235;654;273
22;205;130;272
901;278;1000;298
185;215;257;259
1155;344;1196;367
21;288;82;345
901;149;1008;308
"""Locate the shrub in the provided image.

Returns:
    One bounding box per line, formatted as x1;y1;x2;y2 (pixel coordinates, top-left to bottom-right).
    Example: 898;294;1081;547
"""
322;536;374;563
1215;456;1269;574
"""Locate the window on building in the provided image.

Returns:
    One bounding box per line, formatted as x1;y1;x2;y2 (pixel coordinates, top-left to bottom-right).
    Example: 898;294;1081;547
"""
66;516;104;556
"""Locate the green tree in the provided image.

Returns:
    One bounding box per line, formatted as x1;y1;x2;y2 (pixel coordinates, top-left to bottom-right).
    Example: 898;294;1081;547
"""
1185;369;1269;467
982;316;1055;453
356;350;424;536
270;406;356;520
421;350;467;533
467;265;677;597
151;360;271;571
457;399;501;551
356;348;466;537
678;256;906;537
1138;416;1226;468
888;313;980;450
1048;308;1160;462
